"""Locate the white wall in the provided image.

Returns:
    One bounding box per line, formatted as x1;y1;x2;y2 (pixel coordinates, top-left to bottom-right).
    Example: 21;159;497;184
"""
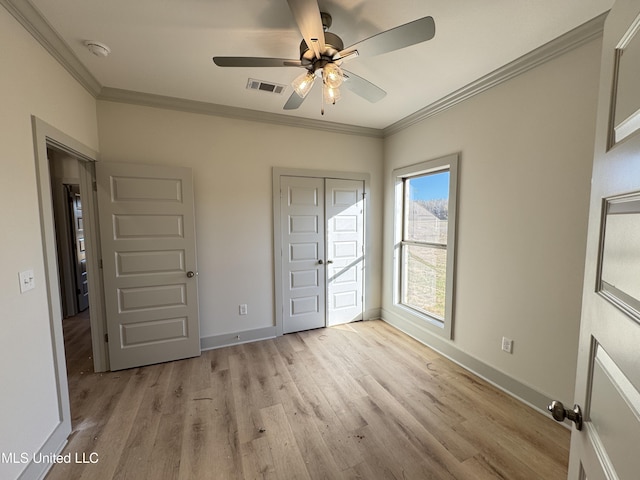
96;101;384;340
0;6;99;480
382;38;602;405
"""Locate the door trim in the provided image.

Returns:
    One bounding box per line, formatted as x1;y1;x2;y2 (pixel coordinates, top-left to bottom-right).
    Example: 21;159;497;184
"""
34;117;108;373
272;167;371;335
31;117;109;477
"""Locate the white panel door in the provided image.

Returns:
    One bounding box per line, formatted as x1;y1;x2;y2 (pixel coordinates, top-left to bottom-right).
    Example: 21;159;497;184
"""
559;1;640;477
96;162;200;370
326;178;364;326
281;176;326;333
280;175;365;333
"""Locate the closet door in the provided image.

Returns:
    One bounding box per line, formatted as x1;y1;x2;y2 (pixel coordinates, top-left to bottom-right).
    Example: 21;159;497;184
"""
279;175;365;333
325;178;364;326
280;176;326;334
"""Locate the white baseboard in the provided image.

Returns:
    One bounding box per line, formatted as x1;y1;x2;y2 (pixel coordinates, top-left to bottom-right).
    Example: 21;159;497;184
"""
380;308;555;417
18;421;68;480
200;310;381;351
363;307;382;321
200;326;277;351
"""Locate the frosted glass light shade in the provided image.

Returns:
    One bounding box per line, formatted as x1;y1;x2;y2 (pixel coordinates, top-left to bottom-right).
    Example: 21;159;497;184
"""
323;63;343;89
323;85;341;104
292;71;315;98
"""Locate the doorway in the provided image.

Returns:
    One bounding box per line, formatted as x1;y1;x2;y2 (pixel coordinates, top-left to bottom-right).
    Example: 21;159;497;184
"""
44;143;106;373
273;169;369;334
49;151;90;318
31;116;106;468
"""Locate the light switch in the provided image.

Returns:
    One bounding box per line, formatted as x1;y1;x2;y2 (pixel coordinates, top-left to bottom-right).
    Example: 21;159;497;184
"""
19;270;35;293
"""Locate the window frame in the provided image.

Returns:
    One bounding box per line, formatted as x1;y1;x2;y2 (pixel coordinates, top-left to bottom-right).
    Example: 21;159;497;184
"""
392;153;459;339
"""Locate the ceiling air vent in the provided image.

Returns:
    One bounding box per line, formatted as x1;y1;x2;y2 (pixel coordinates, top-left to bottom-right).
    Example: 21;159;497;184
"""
246;78;286;95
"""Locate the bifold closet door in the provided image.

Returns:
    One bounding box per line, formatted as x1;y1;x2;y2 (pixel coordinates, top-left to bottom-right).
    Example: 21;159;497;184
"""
280;176;364;334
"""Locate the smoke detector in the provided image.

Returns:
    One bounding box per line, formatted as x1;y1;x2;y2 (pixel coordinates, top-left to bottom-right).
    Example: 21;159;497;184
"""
84;40;111;57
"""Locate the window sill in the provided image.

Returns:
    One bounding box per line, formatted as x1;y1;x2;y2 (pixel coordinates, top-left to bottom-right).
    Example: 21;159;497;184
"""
393;303;447;333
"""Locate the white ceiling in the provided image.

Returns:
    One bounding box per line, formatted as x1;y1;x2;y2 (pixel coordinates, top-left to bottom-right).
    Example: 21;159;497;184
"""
27;0;613;130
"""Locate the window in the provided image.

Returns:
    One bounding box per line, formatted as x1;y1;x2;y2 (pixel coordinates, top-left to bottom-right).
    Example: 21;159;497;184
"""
393;154;458;337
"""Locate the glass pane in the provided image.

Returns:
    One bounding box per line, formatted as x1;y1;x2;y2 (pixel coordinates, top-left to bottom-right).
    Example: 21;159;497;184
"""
405;171;449;244
402;244;447;320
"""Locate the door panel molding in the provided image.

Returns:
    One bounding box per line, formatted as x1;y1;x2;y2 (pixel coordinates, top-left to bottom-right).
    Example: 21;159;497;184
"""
97;162;201;370
280;176;326;333
326;178;365;327
273;168;371;336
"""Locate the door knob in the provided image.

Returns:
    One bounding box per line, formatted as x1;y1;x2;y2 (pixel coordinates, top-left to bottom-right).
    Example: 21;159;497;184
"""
186;271;197;278
326;260;333;264
317;259;324;265
547;400;583;431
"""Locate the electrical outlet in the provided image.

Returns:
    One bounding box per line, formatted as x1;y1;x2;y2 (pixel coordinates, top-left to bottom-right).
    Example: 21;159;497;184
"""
239;304;248;315
19;270;35;293
501;337;513;354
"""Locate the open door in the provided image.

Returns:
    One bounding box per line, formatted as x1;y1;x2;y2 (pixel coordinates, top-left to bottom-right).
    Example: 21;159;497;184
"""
548;2;640;478
96;162;201;370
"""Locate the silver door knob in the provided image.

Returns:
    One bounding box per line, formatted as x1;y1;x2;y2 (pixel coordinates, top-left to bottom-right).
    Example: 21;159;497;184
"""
547;400;582;431
186;271;196;278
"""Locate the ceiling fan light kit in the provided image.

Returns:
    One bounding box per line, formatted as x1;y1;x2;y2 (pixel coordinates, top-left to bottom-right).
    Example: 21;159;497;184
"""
212;0;435;114
292;71;316;98
322;62;344;89
323;84;341;104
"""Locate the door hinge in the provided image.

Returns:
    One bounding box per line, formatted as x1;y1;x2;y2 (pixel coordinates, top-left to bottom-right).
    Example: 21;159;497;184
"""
92;181;97;192
99;259;103;269
104;333;109;343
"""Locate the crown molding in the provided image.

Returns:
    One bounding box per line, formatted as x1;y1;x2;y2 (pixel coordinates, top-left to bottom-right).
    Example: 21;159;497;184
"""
0;0;101;96
383;11;609;137
3;0;607;138
97;87;384;138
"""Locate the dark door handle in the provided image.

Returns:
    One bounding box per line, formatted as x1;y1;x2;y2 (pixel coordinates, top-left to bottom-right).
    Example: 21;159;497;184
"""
547;400;582;430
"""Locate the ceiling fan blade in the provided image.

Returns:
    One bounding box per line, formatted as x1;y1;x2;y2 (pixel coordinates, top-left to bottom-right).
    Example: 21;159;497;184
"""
342;70;386;103
337;16;435;60
286;0;325;58
213;57;302;68
283;90;306;110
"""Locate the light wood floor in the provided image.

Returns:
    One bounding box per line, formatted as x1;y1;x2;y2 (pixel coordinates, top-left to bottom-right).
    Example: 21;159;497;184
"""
47;314;569;480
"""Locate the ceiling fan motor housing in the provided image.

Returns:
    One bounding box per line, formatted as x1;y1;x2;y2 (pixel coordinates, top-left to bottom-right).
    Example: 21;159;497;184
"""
299;31;344;67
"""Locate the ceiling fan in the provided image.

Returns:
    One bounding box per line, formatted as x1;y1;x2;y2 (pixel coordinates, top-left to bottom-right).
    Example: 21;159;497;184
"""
213;0;435;113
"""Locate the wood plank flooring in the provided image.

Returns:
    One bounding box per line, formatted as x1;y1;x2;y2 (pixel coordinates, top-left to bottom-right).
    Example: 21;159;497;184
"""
47;313;570;480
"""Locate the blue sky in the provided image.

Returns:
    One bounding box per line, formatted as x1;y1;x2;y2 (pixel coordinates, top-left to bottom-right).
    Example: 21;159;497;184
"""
409;171;450;201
